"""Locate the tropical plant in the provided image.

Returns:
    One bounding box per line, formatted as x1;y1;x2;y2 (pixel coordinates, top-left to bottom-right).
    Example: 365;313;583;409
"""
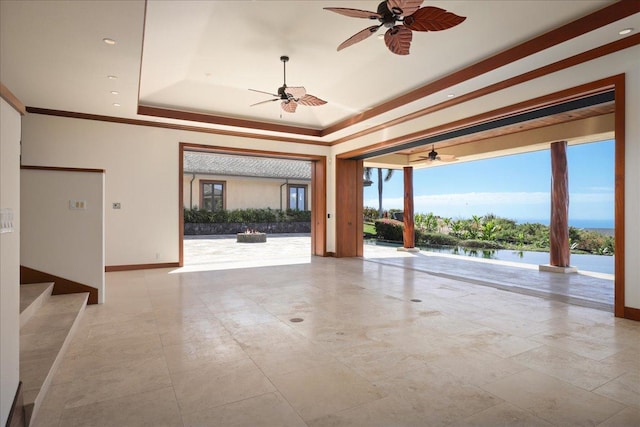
364;167;395;218
415;212;438;232
363;206;379;222
480;220;499;241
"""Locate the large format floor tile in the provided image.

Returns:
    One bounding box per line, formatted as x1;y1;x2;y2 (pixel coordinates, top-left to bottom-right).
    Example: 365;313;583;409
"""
31;241;639;426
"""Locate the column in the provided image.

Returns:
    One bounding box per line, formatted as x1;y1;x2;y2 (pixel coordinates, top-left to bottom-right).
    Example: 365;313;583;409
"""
547;140;573;270
402;166;416;250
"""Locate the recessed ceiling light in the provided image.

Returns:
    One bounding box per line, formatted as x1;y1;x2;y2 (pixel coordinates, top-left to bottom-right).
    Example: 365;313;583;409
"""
107;75;118;80
447;93;455;98
619;28;633;35
112;103;121;107
377;34;385;40
110;90;119;95
103;38;116;45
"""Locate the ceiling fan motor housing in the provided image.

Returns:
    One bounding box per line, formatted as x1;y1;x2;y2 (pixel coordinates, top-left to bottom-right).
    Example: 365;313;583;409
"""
377;1;398;27
277;86;289;99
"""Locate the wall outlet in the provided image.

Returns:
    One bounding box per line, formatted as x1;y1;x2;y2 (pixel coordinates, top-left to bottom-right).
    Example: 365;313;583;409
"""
112;202;121;209
69;200;87;210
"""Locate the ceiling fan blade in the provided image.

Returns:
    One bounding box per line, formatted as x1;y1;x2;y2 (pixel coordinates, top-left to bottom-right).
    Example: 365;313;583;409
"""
403;6;466;32
250;98;279;107
281;100;298;113
323;7;381;19
298;94;327;107
410;157;430;163
285;86;307;99
386;0;424;17
337;25;381;51
384;25;412;55
249;88;279;97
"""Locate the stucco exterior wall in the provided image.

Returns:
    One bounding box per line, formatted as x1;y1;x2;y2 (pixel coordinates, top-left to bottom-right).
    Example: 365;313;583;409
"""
183;174;311;211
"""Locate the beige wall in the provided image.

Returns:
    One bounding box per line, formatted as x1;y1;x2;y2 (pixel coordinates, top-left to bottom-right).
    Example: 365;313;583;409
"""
0;97;21;426
183;174;311;211
21;169;105;303
21;116;329;267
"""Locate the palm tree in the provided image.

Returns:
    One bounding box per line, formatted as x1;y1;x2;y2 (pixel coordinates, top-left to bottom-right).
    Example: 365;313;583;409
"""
364;167;395;218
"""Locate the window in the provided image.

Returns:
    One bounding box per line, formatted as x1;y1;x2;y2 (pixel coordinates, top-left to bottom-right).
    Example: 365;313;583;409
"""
200;180;225;212
288;185;307;211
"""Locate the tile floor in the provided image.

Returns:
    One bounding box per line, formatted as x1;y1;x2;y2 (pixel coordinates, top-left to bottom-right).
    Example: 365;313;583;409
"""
32;246;639;426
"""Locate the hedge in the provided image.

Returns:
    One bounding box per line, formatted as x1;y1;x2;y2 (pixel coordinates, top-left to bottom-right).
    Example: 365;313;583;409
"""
184;207;310;224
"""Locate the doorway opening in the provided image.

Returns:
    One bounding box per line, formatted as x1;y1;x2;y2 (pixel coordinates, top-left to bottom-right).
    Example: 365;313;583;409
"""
339;76;626;317
178;144;326;271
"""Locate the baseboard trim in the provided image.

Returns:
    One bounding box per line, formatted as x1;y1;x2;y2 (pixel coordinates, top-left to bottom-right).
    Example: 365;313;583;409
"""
105;262;180;272
6;381;24;427
624;306;640;321
20;266;98;305
325;252;336;257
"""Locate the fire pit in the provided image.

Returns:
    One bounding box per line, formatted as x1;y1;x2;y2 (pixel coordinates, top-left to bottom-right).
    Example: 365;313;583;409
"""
236;230;267;243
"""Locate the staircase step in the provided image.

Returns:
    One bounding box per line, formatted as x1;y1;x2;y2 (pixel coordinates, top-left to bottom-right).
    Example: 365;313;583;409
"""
20;283;54;328
20;292;89;426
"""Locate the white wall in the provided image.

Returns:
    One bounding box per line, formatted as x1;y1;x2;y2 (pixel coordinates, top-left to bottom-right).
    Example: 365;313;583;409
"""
21;169;105;303
0;98;21;426
21;116;329;267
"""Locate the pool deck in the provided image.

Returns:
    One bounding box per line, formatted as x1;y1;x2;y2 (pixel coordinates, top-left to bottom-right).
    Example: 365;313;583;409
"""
183;234;614;312
364;243;614;312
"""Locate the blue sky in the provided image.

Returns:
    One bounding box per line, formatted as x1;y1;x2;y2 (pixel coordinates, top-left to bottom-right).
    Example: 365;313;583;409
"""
363;139;615;227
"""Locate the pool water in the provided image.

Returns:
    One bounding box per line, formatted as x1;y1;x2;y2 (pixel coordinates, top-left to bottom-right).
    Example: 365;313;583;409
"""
420;245;614;274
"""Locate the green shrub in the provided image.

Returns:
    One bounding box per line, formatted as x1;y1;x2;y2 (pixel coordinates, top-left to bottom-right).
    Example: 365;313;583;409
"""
183;207;310;223
416;232;460;246
375;219;404;242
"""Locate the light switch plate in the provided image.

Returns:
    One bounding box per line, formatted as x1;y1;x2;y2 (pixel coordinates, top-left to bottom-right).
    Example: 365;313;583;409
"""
0;208;15;233
69;200;87;210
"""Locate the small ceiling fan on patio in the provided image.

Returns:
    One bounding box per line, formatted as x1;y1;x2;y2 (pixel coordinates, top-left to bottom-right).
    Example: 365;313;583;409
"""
411;145;457;163
249;55;327;113
324;0;466;55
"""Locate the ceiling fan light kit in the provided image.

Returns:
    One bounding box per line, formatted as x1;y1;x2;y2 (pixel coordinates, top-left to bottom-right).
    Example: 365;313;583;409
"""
249;55;327;113
325;0;466;55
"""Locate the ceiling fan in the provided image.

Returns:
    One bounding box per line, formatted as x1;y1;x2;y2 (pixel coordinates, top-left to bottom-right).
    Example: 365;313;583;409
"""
412;145;458;163
249;56;327;113
324;0;466;55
